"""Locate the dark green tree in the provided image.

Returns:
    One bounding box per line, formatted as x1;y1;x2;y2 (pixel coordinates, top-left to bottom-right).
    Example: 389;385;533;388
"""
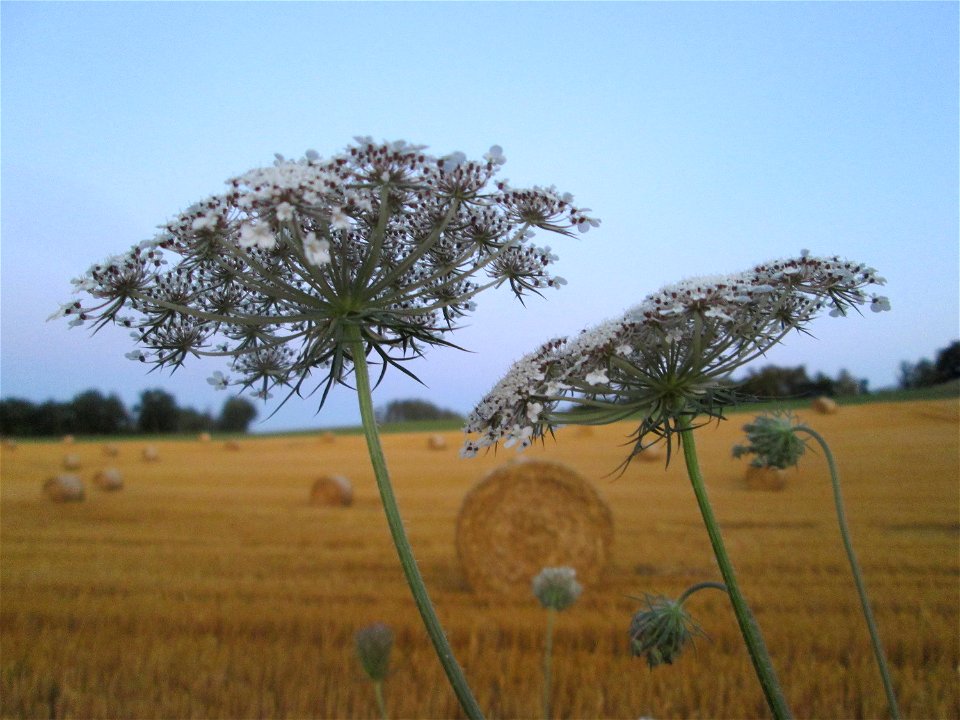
70;389;131;434
135;389;180;433
0;398;38;436
376;399;461;423
216;397;257;432
934;340;960;382
177;407;215;433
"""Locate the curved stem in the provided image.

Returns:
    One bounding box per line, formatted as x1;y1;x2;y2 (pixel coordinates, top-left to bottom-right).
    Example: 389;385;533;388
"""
679;421;793;719
677;580;728;606
542;607;556;720
346;325;484;720
797;426;901;720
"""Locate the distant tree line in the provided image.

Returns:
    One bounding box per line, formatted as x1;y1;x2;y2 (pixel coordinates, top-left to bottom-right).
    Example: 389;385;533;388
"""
897;340;960;389
0;388;257;437
727;340;959;400
732;365;868;400
376;399;462;424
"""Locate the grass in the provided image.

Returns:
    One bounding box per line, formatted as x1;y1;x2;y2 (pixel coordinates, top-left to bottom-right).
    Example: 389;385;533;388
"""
1;397;958;718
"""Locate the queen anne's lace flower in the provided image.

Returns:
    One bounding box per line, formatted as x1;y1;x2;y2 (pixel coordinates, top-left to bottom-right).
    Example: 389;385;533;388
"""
532;566;583;611
462;254;889;463
52;140;598;407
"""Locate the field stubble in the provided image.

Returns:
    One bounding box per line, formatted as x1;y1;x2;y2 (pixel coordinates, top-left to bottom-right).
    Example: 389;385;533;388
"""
1;399;958;719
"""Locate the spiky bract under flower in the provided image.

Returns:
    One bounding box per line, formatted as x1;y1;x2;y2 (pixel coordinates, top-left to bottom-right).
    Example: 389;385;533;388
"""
462;253;889;464
629;593;705;668
732;411;808;469
53;139;598;408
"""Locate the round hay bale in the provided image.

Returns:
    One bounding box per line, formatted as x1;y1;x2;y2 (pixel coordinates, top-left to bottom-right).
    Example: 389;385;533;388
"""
456;459;614;595
319;431;336;444
574;425;594;438
310;475;353;507
224;440;241;451
427;434;447;450
62;453;82;470
62;434;75;444
44;474;85;502
142;445;159;462
2;438;17;451
198;432;212;442
94;467;123;491
102;443;119;457
811;396;838;414
744;465;788;491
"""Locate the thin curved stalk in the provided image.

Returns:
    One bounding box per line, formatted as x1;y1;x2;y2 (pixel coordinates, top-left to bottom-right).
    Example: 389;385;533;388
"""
679;420;793;719
677;580;728;605
346;324;484;720
797;426;901;720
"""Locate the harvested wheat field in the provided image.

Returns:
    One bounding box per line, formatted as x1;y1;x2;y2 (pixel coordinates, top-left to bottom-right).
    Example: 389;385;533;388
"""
1;399;958;719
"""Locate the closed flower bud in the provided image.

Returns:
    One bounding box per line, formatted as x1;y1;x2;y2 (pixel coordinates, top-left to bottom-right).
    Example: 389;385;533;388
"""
629;594;704;669
732;412;807;469
355;622;394;682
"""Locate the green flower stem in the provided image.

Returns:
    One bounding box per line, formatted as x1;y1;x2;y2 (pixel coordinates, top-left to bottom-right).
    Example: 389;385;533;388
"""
679;421;793;720
797;426;901;720
347;326;484;720
677;580;728;606
542;607;557;720
373;680;388;720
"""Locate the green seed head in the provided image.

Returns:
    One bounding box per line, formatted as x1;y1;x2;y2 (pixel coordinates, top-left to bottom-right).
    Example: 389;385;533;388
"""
355;622;394;682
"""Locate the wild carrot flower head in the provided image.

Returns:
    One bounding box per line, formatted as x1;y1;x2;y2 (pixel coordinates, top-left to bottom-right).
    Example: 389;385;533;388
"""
355;622;394;682
52;139;598;407
732;411;808;469
629;593;705;668
462;253;889;463
532;566;583;611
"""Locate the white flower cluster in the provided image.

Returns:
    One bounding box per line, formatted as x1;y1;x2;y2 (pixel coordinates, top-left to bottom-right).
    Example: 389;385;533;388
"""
462;254;889;458
532;566;583;611
52;139;598;406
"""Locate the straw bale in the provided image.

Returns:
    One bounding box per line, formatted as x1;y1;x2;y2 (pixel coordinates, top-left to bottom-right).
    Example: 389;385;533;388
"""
811;396;838;414
319;431;337;444
2;438;17;450
62;434;75;444
427;434;447;450
310;475;353;507
744;465;788;491
224;440;241;451
456;459;614;595
103;443;119;457
62;454;82;470
142;445;160;462
44;474;85;502
198;432;212;442
94;467;124;491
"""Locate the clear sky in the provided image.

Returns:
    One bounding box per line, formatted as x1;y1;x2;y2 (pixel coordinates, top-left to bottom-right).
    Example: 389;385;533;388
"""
2;1;957;432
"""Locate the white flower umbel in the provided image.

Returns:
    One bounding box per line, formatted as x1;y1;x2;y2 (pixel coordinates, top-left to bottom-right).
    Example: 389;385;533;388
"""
53;139;599;408
463;254;889;464
52;139;599;720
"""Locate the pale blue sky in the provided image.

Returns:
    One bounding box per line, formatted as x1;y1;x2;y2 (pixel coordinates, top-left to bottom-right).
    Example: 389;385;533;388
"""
2;1;957;431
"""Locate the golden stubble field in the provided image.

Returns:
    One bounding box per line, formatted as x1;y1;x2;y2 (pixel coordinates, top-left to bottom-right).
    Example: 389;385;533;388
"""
1;399;958;719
